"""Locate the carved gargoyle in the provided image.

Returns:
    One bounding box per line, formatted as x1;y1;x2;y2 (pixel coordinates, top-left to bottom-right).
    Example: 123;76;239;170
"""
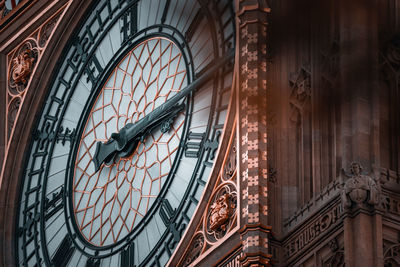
11;49;35;85
209;193;234;231
340;162;380;208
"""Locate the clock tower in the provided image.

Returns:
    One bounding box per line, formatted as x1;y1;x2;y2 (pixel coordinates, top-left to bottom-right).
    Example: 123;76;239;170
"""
1;0;400;267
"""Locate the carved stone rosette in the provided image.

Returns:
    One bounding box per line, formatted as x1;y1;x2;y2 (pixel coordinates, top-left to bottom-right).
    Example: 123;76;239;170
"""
205;183;237;242
8;40;38;89
5;5;67;145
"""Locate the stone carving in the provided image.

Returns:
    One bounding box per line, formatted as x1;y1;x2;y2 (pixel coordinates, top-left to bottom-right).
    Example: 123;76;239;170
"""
39;13;61;47
183;233;205;266
205;183;237;242
328;238;339;252
8;40;39;92
5;7;64;145
209;193;233;231
223;143;236;180
7;97;21;137
384;243;400;267
321;238;344;267
284;203;343;259
323;250;344;267
289;65;312;121
341;162;380;208
11;49;35;85
385;35;400;70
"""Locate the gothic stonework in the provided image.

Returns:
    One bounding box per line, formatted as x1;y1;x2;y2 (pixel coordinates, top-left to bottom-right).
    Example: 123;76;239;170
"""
384;243;400;266
8;40;38;90
1;1;400;266
175;115;238;266
182;233;205;266
10;48;35;85
384;35;400;71
237;0;271;265
289;64;311;122
341;162;381;208
284;201;344;261
5;4;68;144
322;238;345;267
223;143;236;180
209;193;234;231
206;185;237;240
38;12;62;47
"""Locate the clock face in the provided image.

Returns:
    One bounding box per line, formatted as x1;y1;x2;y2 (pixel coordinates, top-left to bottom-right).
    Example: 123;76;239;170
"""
73;37;187;246
16;0;235;266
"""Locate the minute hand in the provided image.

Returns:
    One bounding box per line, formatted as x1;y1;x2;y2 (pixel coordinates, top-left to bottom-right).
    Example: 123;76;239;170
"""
92;50;234;172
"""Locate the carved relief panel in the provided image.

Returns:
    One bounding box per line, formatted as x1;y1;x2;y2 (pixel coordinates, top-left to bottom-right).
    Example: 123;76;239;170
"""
5;4;67;147
180;126;238;266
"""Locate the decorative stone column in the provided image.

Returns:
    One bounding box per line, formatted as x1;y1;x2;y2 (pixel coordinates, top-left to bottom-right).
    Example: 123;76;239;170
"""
338;0;383;265
340;162;384;267
236;0;271;265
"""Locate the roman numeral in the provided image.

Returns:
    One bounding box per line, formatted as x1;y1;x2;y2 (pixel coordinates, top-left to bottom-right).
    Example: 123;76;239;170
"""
84;54;104;87
159;198;175;225
184;132;205;158
18;211;40;237
159;199;185;248
204;130;221;160
34;122;77;149
85;257;101;267
72;37;104;87
73;38;89;63
121;242;135;267
44;187;64;221
56;126;77;147
51;234;75;267
121;3;138;44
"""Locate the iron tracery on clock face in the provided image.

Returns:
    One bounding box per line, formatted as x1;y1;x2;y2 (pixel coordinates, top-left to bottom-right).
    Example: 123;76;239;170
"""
73;37;188;247
15;0;235;266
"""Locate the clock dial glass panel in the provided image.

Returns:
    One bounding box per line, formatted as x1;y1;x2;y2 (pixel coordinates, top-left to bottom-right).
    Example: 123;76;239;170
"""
73;37;187;246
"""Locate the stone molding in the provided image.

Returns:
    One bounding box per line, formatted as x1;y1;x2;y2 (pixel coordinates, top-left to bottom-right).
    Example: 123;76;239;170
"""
284;179;341;232
282;196;344;262
4;4;66;146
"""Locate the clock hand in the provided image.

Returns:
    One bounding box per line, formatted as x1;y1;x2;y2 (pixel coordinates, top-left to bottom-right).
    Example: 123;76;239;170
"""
93;103;185;172
92;50;234;172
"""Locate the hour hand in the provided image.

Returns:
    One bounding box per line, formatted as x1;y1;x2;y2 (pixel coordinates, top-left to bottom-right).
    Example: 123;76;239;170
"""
92;131;139;172
92;103;185;172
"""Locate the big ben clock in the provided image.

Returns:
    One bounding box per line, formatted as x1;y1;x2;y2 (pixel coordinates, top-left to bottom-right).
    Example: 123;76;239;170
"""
16;0;235;266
